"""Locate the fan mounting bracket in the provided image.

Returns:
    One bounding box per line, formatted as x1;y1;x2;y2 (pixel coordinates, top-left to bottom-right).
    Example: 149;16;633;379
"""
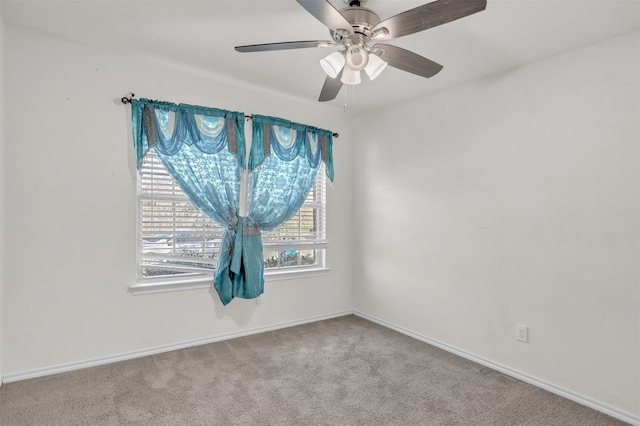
343;0;368;6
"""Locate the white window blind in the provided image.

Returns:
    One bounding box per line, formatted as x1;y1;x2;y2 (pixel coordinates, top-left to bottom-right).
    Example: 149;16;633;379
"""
138;151;223;279
262;168;326;271
137;150;326;281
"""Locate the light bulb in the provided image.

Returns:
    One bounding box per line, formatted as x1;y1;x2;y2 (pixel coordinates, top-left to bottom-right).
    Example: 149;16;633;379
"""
345;46;369;71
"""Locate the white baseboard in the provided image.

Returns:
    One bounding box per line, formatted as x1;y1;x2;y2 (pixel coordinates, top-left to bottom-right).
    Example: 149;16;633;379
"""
1;310;353;385
353;310;639;426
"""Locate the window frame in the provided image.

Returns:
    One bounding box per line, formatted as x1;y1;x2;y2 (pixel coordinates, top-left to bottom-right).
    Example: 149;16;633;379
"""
131;150;329;295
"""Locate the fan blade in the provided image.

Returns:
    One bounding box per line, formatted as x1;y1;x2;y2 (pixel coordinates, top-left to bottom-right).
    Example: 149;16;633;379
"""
319;70;344;102
297;0;354;35
235;40;334;53
371;0;487;40
374;44;443;78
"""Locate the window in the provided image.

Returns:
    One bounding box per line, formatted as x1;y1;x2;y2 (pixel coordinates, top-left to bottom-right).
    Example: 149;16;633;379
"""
137;150;326;285
262;169;327;272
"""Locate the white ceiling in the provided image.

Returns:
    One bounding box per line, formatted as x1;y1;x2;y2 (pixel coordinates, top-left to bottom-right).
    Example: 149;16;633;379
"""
1;0;639;112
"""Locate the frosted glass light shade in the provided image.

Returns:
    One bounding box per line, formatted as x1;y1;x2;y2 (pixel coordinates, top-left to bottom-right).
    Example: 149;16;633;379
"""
364;54;387;80
345;45;369;71
320;51;345;78
341;67;361;85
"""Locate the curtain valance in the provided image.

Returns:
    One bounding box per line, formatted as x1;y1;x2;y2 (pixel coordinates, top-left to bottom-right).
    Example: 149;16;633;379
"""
249;114;334;181
131;98;246;169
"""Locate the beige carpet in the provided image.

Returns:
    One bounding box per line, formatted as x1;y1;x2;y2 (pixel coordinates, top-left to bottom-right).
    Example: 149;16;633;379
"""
0;315;629;425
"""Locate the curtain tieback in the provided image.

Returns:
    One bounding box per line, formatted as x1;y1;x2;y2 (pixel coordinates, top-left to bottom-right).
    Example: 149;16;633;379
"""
242;221;261;236
224;220;261;259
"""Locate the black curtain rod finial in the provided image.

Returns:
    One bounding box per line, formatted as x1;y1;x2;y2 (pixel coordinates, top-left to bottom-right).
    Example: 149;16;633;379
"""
121;93;135;104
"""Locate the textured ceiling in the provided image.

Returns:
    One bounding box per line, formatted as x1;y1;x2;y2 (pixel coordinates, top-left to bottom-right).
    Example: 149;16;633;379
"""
2;0;639;112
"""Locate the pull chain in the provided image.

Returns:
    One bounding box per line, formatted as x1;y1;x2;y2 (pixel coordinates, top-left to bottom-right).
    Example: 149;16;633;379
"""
344;84;357;112
344;82;348;112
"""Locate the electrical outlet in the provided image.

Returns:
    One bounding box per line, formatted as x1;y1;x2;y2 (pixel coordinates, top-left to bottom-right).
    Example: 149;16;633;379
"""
516;324;529;343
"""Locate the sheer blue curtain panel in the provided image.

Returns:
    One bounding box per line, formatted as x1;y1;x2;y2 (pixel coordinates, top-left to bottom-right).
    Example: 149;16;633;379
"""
233;114;334;294
132;99;247;305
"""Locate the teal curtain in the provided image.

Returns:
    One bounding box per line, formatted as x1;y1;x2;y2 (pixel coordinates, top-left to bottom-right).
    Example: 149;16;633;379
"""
235;114;334;293
132;98;248;305
132;101;334;305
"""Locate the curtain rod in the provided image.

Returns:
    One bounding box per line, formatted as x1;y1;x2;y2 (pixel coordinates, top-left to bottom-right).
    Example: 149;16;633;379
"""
120;94;339;138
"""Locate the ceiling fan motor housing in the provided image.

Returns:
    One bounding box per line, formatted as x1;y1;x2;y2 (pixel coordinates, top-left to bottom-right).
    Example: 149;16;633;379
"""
330;6;381;42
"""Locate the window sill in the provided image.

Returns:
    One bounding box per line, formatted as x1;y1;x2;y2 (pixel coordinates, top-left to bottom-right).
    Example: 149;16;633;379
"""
130;268;330;296
265;267;330;282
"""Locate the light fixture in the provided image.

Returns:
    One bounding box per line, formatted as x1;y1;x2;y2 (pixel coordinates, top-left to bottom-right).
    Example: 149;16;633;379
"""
345;45;369;71
341;67;361;85
320;44;387;87
364;53;387;80
320;51;345;79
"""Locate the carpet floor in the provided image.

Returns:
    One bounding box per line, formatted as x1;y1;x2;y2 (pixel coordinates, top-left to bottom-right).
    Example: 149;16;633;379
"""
0;315;630;425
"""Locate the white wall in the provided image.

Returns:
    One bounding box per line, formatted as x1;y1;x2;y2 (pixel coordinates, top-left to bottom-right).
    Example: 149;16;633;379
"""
1;27;354;377
0;11;5;385
353;31;639;418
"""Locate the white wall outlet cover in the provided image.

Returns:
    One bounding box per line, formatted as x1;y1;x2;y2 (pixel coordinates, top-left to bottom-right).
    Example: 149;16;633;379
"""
516;324;529;343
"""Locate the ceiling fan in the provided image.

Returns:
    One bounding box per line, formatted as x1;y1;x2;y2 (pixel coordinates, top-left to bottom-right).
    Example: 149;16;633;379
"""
235;0;487;102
